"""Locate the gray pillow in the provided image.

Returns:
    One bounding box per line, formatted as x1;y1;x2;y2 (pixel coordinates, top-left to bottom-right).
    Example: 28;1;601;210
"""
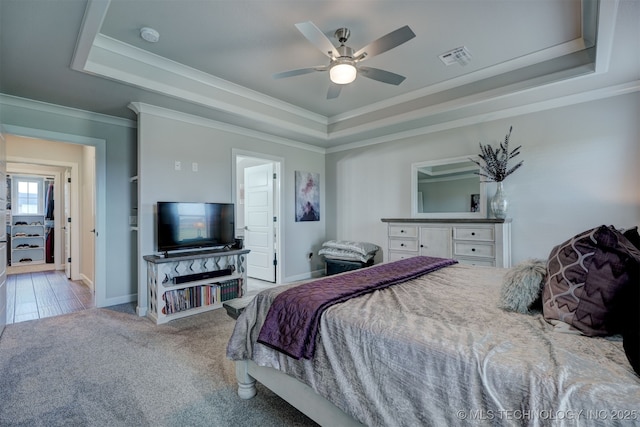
499;259;547;314
318;247;374;263
321;240;379;256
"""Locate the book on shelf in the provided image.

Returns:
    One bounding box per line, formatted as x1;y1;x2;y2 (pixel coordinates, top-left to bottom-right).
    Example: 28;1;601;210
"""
162;278;243;315
217;278;242;302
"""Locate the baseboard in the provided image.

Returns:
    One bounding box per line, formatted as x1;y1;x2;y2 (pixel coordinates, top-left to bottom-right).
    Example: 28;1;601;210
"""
99;293;137;309
7;263;56;275
80;273;94;291
284;268;325;283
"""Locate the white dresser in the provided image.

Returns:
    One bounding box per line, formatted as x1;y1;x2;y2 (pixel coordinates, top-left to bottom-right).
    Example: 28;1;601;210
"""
381;218;512;268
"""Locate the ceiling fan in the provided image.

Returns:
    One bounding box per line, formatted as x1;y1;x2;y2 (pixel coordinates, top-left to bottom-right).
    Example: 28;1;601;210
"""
273;21;416;99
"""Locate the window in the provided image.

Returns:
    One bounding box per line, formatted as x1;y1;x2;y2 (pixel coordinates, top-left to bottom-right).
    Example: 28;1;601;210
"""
13;176;44;214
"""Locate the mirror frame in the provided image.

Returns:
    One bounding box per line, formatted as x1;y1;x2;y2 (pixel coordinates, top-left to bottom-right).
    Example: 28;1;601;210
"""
411;155;487;219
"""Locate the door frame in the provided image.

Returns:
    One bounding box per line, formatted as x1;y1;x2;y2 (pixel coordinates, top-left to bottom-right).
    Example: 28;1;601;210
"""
2;125;106;307
232;149;283;284
5;165;69;273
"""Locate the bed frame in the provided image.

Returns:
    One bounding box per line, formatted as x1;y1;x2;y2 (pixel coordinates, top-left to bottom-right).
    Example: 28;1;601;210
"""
235;359;362;426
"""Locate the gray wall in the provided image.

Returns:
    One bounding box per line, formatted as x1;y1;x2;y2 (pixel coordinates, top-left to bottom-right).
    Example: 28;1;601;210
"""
326;92;640;264
135;108;326;312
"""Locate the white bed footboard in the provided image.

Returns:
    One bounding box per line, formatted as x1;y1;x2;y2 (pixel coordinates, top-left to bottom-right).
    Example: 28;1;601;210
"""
235;360;363;426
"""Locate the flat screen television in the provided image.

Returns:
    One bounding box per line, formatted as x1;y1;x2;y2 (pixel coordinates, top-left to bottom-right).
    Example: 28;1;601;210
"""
156;202;235;253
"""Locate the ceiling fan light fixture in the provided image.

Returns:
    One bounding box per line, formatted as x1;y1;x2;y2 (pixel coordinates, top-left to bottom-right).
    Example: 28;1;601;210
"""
329;60;357;85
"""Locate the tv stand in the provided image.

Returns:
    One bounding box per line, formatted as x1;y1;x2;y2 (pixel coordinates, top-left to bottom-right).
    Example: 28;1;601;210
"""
162;247;236;258
143;248;250;324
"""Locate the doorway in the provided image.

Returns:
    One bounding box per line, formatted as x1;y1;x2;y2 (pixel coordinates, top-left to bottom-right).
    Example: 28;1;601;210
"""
6;169;58;273
3;130;101;310
233;151;282;285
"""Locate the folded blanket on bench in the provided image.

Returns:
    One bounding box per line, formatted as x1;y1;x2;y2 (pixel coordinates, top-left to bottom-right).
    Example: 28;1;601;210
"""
257;256;458;359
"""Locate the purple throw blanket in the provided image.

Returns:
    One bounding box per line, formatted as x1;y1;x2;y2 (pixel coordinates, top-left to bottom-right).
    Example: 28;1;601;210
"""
257;256;458;359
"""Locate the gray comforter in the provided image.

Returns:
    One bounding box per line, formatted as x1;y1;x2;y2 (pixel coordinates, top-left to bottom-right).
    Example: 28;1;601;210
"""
227;263;640;426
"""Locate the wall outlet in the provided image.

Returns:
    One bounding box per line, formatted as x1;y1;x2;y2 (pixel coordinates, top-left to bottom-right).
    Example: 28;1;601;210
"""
174;160;181;171
192;162;198;172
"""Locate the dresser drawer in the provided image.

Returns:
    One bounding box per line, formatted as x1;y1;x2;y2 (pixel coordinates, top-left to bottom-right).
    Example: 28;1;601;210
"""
388;251;417;262
389;238;418;252
453;226;494;241
456;257;496;267
389;225;418;238
453;241;495;258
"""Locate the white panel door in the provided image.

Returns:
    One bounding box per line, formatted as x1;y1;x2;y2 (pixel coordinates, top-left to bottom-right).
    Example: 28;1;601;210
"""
64;169;71;278
244;163;275;282
0;132;7;335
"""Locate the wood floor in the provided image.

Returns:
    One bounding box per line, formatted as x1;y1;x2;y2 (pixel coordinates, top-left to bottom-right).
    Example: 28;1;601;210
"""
3;274;274;325
5;270;95;324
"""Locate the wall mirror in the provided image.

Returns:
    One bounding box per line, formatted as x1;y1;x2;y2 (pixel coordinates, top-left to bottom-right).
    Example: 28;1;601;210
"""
411;155;487;219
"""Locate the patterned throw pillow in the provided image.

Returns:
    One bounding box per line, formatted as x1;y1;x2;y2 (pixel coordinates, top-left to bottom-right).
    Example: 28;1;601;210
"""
623;226;640;250
622;277;640;375
542;225;640;336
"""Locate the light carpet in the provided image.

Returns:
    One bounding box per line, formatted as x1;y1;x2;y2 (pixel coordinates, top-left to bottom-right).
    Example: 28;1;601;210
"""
0;304;317;426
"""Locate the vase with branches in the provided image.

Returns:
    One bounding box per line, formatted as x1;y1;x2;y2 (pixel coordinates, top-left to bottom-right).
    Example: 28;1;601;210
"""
470;126;523;218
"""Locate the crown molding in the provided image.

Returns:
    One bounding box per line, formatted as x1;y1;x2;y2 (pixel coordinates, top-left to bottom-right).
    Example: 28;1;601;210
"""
86;35;328;141
129;102;326;154
326;80;640;154
0;94;137;128
328;38;589;127
70;0;111;72
92;34;327;126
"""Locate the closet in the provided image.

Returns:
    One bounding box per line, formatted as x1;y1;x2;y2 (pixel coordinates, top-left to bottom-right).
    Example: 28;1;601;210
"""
6;175;55;268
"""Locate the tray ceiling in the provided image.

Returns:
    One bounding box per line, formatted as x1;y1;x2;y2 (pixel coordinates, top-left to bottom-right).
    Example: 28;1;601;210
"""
1;0;638;150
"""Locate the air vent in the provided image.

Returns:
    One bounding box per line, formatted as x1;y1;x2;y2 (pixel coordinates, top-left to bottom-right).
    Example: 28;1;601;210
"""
439;46;472;66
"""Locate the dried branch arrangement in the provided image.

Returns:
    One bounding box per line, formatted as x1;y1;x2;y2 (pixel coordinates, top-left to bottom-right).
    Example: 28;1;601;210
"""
470;126;523;182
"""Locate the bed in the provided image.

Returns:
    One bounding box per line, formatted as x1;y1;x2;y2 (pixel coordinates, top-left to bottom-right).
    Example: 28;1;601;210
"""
226;253;640;426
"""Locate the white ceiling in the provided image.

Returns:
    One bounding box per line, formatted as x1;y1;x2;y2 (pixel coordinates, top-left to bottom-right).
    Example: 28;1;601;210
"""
1;0;638;150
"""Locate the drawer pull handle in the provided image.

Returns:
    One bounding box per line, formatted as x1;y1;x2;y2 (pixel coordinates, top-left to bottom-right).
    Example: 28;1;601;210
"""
471;232;475;236
471;248;476;252
400;229;405;233
420;244;424;248
400;243;405;247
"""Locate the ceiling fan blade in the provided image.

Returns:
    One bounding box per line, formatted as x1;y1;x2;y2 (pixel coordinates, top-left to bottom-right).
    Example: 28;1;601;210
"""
273;66;327;79
353;25;416;61
295;21;339;58
327;83;342;99
358;66;406;85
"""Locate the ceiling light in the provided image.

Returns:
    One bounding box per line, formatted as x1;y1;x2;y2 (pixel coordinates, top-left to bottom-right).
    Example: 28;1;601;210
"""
140;27;160;43
329;59;357;85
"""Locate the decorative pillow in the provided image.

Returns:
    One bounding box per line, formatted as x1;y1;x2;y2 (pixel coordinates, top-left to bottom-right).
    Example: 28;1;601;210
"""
623;226;640;251
621;279;640;375
499;259;547;314
621;227;640;374
321;240;380;256
542;225;640;336
318;247;374;263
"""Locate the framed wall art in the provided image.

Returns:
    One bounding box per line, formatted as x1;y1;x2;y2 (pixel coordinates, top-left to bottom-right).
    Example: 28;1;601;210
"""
295;171;320;222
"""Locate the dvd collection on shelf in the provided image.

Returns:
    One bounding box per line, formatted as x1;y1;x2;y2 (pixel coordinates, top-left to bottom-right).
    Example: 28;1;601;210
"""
162;278;242;315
